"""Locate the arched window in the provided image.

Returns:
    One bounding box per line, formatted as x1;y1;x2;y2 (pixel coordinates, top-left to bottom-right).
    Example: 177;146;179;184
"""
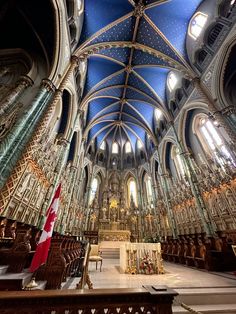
125;141;131;153
172;146;185;179
98;153;104;162
79;60;87;76
167;72;178;91
112;142;119;154
137;140;143;149
195;116;232;163
127;178;138;207
78;60;87;92
77;0;84;15
189;12;208;40
112;157;117;166
89;177;98;205
100;141;106;150
145;176;153;207
155;109;162;121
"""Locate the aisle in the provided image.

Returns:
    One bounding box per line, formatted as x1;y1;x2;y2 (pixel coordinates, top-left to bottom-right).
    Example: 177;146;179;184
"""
88;259;236;289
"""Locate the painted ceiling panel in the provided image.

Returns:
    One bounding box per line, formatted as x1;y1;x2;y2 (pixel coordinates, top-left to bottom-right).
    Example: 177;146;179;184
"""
119;127;128;147
98;47;131;64
84;56;124;95
87;98;117;122
96;125;114;147
123;127;137;152
122;108;147;127
128;72;158;101
99;113;120;121
127;100;154;129
145;0;203;57
136;18;185;65
88;121;112;141
94;87;124;98
88;16;135;46
106;127;119;148
92;72;126;94
122;114;151;137
126;87;157;106
79;0;133;44
134;67;169;103
96;103;121;118
125;123;147;144
132;50;171;67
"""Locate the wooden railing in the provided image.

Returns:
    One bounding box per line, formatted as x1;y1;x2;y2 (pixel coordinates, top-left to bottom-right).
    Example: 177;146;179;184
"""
0;286;178;314
76;242;92;289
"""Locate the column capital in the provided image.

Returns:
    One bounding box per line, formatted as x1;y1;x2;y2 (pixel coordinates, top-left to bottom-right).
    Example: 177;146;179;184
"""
71;55;86;67
57;137;70;146
17;75;34;87
220;105;236;116
41;79;56;92
55;88;63;95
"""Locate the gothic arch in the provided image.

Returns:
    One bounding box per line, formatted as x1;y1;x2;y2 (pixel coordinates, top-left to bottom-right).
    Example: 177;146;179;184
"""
178;101;209;151
160;137;176;174
217;37;236;109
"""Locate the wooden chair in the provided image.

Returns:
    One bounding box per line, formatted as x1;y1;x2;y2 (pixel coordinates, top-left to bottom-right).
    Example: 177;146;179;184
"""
89;244;103;272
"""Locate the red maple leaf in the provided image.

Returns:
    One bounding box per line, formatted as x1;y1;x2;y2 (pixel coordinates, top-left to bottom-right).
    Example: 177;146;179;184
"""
44;211;57;233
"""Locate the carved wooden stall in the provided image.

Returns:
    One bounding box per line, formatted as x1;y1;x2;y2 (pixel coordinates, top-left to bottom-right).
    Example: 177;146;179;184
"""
161;232;236;271
0;219;87;290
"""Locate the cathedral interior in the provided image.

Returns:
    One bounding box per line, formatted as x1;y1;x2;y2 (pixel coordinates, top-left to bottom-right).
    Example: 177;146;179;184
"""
0;0;236;312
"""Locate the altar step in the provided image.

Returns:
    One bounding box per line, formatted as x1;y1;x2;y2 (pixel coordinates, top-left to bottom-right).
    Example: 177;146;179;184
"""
0;265;8;275
0;268;47;291
172;287;236;313
100;248;120;259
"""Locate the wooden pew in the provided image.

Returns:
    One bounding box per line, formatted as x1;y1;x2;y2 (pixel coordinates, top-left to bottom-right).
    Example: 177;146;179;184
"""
194;238;206;269
36;235;87;289
185;238;196;266
0;279;24;291
7;225;32;273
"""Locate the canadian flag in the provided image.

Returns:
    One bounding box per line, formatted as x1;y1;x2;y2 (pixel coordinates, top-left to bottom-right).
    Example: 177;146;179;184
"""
29;184;61;273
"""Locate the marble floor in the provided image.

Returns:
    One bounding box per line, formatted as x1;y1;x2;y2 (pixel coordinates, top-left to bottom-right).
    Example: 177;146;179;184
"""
64;259;236;290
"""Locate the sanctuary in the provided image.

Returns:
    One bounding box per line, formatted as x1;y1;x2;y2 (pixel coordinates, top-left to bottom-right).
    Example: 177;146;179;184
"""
0;0;236;313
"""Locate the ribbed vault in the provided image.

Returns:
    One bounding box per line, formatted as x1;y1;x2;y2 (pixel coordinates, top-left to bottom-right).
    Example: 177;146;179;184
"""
76;0;204;161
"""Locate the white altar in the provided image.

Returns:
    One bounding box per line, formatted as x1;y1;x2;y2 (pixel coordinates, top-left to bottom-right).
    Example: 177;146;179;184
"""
120;242;164;275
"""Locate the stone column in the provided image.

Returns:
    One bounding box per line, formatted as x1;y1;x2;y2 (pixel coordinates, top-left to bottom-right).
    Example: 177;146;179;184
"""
41;55;82;202
171;124;216;236
0;79;54;189
0;75;33;116
156;149;178;239
136;176;144;241
64;165;78;220
151;178;162;238
0;56;80;213
84;171;94;231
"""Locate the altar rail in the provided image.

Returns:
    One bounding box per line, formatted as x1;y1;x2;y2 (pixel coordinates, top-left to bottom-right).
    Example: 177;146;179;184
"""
0;286;178;314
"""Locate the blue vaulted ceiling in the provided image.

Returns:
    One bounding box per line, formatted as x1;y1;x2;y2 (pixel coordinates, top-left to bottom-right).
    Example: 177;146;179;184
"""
78;0;204;160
